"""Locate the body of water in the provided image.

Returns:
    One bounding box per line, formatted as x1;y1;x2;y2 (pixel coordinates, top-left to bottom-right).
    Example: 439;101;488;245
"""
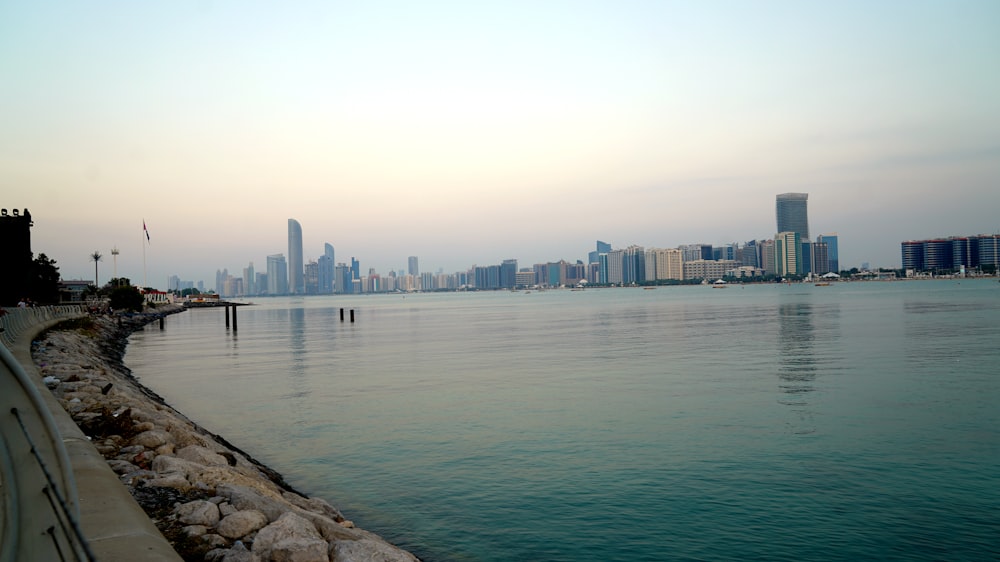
125;280;1000;561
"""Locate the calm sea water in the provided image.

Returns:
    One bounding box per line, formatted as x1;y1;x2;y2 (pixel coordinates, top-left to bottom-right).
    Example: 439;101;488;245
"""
125;280;1000;561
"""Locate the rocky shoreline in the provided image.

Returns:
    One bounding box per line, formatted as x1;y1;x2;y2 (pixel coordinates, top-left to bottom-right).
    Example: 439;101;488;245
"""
32;309;419;562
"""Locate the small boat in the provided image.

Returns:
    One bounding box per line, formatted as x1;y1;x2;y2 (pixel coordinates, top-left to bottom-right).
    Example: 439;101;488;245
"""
814;282;831;287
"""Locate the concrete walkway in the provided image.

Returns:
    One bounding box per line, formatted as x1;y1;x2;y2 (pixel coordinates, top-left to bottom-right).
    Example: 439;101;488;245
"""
2;310;180;561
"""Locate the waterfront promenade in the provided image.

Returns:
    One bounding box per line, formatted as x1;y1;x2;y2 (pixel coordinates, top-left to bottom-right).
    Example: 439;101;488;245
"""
1;305;180;561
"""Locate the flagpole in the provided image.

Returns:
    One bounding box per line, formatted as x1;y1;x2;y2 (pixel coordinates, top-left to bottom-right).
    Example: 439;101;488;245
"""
143;219;147;289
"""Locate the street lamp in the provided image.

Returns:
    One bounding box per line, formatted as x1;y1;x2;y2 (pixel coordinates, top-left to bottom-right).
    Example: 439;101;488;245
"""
111;247;120;285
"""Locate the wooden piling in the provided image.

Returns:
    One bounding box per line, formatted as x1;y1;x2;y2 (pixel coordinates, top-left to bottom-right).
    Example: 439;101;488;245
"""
225;304;230;327
232;303;238;332
340;308;344;322
350;309;355;323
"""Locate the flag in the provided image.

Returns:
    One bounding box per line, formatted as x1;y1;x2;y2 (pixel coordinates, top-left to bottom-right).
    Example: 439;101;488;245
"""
143;220;150;242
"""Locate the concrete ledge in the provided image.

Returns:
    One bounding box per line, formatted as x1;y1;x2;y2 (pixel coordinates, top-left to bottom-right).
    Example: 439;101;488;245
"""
9;315;181;562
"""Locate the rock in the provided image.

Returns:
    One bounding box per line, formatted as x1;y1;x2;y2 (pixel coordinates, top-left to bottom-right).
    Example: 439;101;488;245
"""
176;499;221;527
182;524;209;537
177;445;231;467
224;541;253;562
107;460;139;475
219;502;238;517
133;429;173;448
134;421;155;432
203;533;228;548
147;473;190;489
330;539;420;562
217;510;269;539
152;454;201;475
218;484;291;522
118;444;145;456
253;512;329;562
282;492;345;522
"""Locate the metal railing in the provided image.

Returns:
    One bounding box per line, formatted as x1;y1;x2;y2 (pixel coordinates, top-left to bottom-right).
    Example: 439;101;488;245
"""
0;305;87;349
1;305;94;561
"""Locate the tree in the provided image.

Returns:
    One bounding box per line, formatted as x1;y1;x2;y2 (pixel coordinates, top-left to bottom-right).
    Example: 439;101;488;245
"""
29;253;61;304
109;285;144;312
91;251;103;287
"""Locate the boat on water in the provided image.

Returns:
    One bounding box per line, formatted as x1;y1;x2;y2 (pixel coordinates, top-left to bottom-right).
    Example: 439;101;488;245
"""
712;279;727;288
815;282;831;287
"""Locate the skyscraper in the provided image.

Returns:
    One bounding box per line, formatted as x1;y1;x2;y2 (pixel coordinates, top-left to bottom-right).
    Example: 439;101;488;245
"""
267;254;288;295
408;256;419;277
816;234;839;273
287;219;304;294
774;231;802;277
776;193;810;241
318;243;335;294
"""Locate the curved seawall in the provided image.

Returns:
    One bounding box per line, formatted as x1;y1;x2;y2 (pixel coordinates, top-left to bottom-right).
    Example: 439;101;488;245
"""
1;306;181;561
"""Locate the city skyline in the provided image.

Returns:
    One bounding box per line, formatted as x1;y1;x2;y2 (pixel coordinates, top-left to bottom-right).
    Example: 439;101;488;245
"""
4;2;999;286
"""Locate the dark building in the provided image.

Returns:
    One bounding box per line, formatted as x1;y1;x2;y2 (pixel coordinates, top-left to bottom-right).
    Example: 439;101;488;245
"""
900;235;1000;272
1;208;33;305
776;193;810;241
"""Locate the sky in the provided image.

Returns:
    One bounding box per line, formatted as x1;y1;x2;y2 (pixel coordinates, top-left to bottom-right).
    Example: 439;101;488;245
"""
3;1;999;288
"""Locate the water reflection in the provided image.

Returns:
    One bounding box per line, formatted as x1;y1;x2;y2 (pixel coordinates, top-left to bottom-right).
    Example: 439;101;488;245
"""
777;302;817;434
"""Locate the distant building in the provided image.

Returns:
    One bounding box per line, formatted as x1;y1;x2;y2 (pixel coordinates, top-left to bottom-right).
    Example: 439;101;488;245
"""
811;241;830;275
817;234;839;273
683;260;739;281
776;193;810;241
304;261;319;294
500;259;517;289
408;256;419;277
645;248;683;281
901;235;1000;272
243;262;255;296
622;246;645;285
334;263;351;294
318;243;335;294
606;249;624;285
288;219;304;294
774;231;802;277
589;240;612;266
267;254;288;295
59;280;91;303
759;239;776;275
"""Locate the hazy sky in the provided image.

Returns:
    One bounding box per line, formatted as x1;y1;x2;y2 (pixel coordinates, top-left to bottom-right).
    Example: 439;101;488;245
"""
3;1;998;287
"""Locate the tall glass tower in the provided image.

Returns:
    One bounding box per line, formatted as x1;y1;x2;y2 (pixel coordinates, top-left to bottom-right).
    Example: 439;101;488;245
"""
775;193;809;241
288;218;304;294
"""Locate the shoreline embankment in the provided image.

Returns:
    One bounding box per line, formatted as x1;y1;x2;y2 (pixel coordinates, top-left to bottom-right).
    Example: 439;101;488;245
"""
31;308;419;562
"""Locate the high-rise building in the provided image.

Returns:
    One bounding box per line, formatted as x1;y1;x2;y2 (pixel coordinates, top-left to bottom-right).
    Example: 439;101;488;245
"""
980;235;1000;268
318;243;335;294
267;254;288;295
622;245;645;285
243;262;255;296
334;263;350;294
606;249;624;285
774;232;802;277
408;256;419;277
760;239;776;275
776;193;810;241
500;259;517;289
287;219;304;294
645;248;683;281
811;242;830;275
817;234;839;273
215;268;228;295
304;261;319;294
